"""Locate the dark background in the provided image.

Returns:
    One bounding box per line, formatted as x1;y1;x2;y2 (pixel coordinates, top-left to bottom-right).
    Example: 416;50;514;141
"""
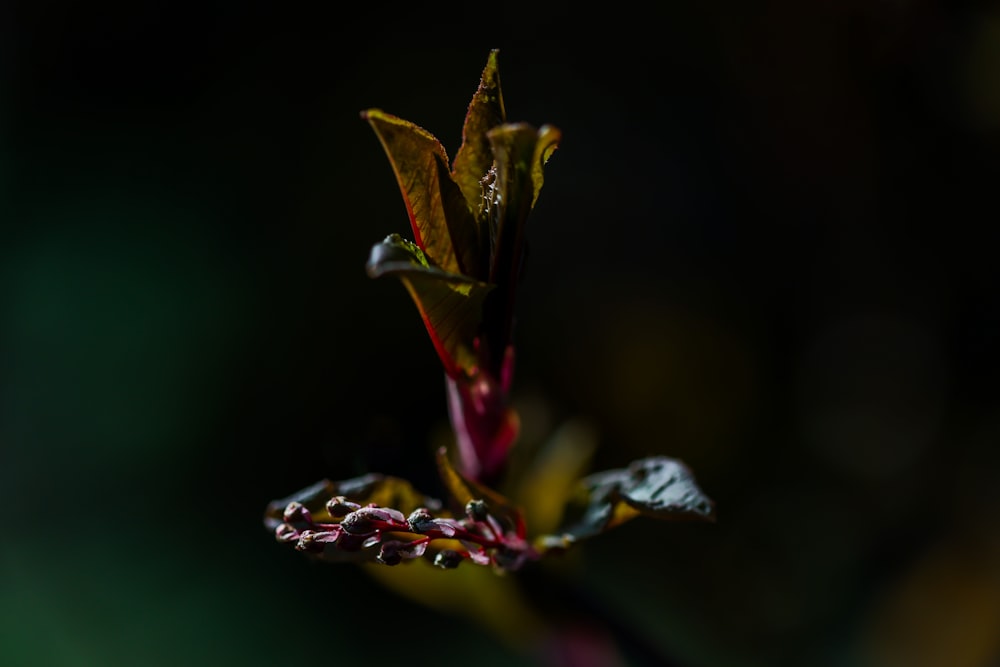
4;2;1000;666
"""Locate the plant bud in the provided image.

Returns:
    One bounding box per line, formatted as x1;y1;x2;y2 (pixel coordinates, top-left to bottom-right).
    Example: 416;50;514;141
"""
407;508;435;533
295;530;324;553
326;496;360;517
465;499;489;522
274;523;298;543
341;508;392;535
433;550;463;569
377;541;403;566
283;501;312;524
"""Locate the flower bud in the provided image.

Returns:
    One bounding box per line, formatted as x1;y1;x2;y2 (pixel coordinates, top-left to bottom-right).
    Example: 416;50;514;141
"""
326;496;360;517
407;508;436;533
465;499;489;522
274;523;298;543
283;501;312;524
295;530;324;553
433;550;463;569
340;511;375;535
377;541;404;566
341;507;402;534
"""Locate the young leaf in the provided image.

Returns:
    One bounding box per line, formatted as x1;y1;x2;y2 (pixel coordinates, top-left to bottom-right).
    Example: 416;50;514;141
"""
486;123;561;283
367;234;493;378
452;48;506;213
362;109;481;276
480;123;561;375
434;444;477;508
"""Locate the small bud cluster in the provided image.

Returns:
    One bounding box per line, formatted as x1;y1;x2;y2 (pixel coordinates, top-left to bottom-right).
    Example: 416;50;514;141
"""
271;496;539;572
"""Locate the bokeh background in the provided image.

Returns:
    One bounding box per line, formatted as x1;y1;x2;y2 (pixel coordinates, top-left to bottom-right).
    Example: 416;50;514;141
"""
4;2;1000;666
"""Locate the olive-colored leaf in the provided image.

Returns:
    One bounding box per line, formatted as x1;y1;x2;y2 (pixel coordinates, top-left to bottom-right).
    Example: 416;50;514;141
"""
487;123;561;238
453;49;506;213
435;445;477;508
362;109;481;276
528;124;561;209
367;234;493;378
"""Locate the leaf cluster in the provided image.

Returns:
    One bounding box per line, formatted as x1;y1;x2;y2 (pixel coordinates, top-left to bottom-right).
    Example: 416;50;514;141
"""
264;49;715;576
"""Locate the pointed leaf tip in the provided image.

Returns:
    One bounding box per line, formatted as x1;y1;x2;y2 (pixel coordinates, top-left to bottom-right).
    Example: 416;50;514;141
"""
453;49;507;214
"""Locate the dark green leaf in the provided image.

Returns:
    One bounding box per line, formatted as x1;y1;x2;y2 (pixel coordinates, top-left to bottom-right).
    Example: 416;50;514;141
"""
612;457;716;520
553;456;715;544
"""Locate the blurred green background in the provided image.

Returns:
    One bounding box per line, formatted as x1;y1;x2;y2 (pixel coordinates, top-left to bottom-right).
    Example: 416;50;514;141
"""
4;2;1000;666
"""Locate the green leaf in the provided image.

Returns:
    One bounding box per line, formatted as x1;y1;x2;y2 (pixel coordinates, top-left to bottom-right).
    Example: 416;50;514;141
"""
367;234;493;378
556;456;715;544
362;109;481;276
452;49;506;214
